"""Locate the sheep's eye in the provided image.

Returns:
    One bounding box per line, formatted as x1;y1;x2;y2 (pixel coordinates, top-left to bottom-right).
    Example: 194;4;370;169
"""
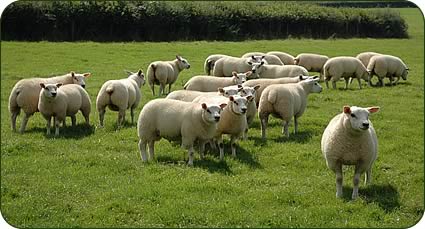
234;102;239;105
351;114;356;118
206;109;211;113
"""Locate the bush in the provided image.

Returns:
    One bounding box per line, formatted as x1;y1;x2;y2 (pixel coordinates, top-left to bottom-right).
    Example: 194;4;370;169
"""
1;1;409;41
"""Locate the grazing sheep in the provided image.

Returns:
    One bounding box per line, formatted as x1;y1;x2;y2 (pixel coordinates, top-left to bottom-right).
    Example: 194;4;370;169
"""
367;54;409;86
258;78;322;140
323;56;369;89
321;105;380;199
9;71;90;133
204;54;230;75
294;53;329;75
166;86;241;102
256;65;309;79
96;70;145;128
241;52;284;65
193;95;250;160
356;51;382;67
267;51;295;65
183;71;249;92
212;56;264;79
147;55;191;96
243;75;312;106
137;99;225;165
38;83;91;136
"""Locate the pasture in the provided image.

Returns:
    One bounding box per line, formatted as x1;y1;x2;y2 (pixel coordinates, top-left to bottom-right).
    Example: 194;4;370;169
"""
1;8;423;228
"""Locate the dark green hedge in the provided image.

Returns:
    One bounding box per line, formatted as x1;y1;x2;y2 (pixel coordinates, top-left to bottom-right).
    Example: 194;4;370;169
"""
1;1;409;41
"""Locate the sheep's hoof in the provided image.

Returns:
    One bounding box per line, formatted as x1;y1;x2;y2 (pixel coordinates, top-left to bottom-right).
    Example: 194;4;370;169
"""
336;192;343;198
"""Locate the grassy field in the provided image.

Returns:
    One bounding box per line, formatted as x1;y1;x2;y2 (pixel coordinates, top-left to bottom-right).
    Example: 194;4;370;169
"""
1;8;423;228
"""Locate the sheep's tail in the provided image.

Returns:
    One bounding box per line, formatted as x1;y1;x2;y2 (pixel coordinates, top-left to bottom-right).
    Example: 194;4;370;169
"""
323;63;330;81
204;59;213;75
8;85;20;114
106;85;114;104
366;58;375;73
147;63;158;84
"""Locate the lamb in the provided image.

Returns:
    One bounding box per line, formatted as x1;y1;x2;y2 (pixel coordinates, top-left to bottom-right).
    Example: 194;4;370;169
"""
137;99;225;165
241;52;284;65
96;70;145;128
321;105;380;199
294;53;329;74
255;64;309;80
38;83;91;136
267;51;295;65
183;71;249;92
193;95;250;160
322;56;369;89
212;56;265;79
367;54;409;86
355;51;382;68
243;75;314;106
165;86;241;102
8;71;91;133
204;54;230;75
147;55;191;96
258;78;322;140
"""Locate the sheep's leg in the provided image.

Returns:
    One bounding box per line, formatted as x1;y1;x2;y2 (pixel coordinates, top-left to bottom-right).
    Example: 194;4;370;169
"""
150;84;155;96
325;80;330;89
394;75;400;85
187;145;195;166
357;77;362;89
159;83;166;96
168;83;172;95
54;117;60;136
148;141;155;161
259;113;269;140
216;136;224;161
62;119;66;128
230;136;238;158
378;77;384;87
130;107;135;125
98;108;106;127
243;127;249;140
365;168;372;185
46;117;51;135
71;115;76;126
344;78;349;90
139;139;148;162
118;109;126;127
294;116;298;134
11;109;20;132
332;81;337;89
352;165;362;200
19;113;31;134
282;120;290;138
199;140;206;160
335;163;343;198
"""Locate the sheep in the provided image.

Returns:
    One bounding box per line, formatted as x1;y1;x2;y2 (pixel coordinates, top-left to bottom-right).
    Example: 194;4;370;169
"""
243;75;312;106
212;56;265;79
147;55;191;96
322;56;369;89
367;54;409;86
255;65;309;80
204;54;230;75
38;83;91;136
183;71;249;92
294;53;329;77
235;85;261;139
137;99;226;165
258;78;322;140
8;71;90;133
321;105;380;199
96;70;145;128
267;51;295;65
355;51;382;68
193;95;250;160
241;52;284;65
165;86;241;102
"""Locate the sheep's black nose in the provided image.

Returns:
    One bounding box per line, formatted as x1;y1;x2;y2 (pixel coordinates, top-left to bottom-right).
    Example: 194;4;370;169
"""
215;116;220;121
362;122;369;128
51;92;57;97
252;70;256;73
241;108;247;113
187;65;191;69
81;85;86;88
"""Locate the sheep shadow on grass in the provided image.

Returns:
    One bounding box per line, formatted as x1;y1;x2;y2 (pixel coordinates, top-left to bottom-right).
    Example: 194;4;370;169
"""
44;123;95;139
252;130;313;146
156;154;234;175
202;144;262;170
341;184;400;212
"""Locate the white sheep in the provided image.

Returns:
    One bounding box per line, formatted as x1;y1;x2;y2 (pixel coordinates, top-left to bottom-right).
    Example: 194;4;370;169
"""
241;52;284;65
294;53;329;73
165;86;241;102
193;95;250;160
243;75;312;106
258;78;322;140
147;55;191;96
322;56;369;89
256;64;309;80
204;54;230;75
96;70;145;128
38;83;91;136
183;71;249;92
236;85;261;139
137;99;225;165
8;71;90;133
321;105;380;199
267;51;295;65
356;51;382;68
367;54;409;86
212;56;264;79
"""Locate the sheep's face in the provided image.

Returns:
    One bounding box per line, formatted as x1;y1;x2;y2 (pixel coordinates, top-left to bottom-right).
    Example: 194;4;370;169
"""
218;86;240;97
238;85;260;101
401;68;409;80
231;71;247;84
176;55;191;69
344;106;380;131
70;72;90;88
304;78;322;93
247;61;265;76
250;55;266;64
40;83;62;98
229;95;250;115
201;103;225;123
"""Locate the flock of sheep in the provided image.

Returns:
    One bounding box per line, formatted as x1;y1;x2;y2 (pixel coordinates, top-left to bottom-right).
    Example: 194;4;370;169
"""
8;50;408;199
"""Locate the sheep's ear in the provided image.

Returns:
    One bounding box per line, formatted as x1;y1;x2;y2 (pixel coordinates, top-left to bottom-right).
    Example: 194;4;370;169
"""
261;55;265;59
245;71;252;77
56;83;63;88
218;88;225;94
246;95;253;101
367;107;380;114
312;75;319;79
253;84;261;91
229;96;234;102
137;69;143;76
83;73;91;78
251;55;256;60
299;75;304;80
237;84;243;89
201;103;208;110
232;71;238;77
219;103;227;109
406;67;410;71
247;61;253;65
40;83;46;89
260;61;265;66
176;55;182;61
70;71;75;77
343;106;351;114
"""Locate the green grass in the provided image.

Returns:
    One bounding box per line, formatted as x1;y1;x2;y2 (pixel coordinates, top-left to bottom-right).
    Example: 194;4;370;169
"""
1;8;423;228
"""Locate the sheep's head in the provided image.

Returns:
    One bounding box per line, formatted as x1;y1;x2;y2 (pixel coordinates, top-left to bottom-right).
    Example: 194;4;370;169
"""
70;71;90;88
127;69;145;87
229;95;250;115
343;106;380;132
302;77;322;93
231;71;247;84
40;83;62;98
402;67;409;80
218;85;240;97
247;61;265;78
176;55;191;70
237;85;260;101
201;103;226;123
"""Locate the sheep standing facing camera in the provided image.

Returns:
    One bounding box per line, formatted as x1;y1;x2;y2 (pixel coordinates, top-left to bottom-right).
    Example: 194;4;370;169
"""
321;105;380;199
